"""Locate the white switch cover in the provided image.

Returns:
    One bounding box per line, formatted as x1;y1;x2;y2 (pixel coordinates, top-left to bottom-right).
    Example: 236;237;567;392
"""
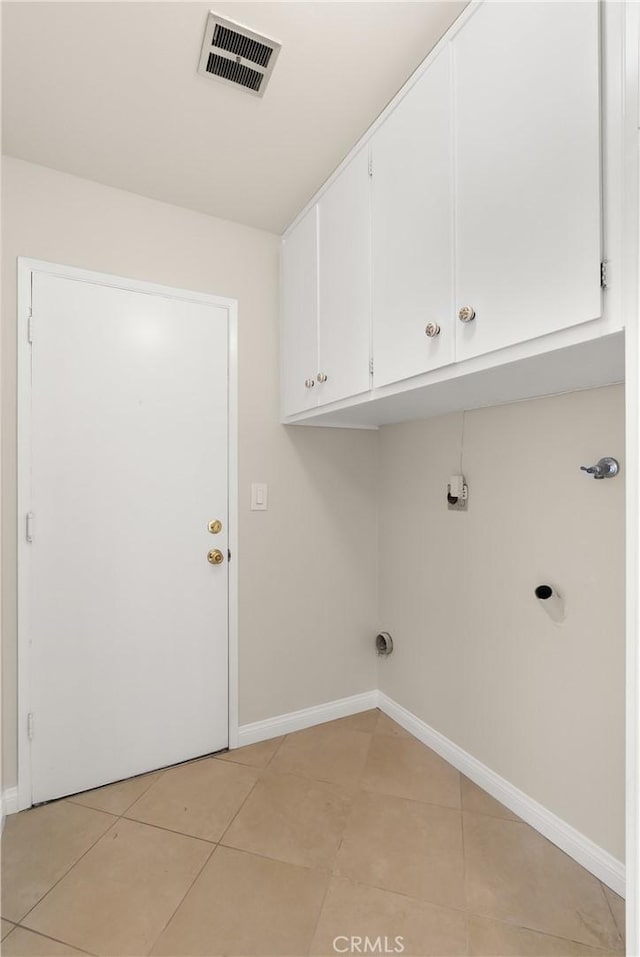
251;483;268;511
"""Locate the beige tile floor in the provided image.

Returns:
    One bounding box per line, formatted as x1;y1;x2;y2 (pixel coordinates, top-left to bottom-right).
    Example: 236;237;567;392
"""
1;710;626;957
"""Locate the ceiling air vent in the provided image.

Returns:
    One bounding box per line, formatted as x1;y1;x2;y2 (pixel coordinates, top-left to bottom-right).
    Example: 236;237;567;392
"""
198;13;281;97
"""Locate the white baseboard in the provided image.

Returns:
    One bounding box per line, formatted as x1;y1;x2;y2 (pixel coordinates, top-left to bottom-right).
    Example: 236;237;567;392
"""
377;692;625;898
237;689;624;896
237;690;379;747
2;787;19;821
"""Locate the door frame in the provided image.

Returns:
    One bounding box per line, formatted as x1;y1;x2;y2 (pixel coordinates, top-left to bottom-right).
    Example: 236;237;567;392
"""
16;258;239;811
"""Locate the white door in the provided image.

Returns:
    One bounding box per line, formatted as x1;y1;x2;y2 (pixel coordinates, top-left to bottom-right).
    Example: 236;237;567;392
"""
27;272;230;805
318;148;371;405
371;47;454;388
453;1;602;361
281;206;319;417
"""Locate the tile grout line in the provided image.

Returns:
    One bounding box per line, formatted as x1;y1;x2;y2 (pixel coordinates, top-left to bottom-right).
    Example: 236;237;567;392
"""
293;720;378;957
143;841;217;956
212;842;336;875
214;765;267;847
263;731;288;767
330;727;377;876
215;729;288;770
66;767;168;818
598;879;625;951
459;775;471;957
305;858;335;957
294;862;625;953
468;914;623;955
118;815;218;845
14;813;120;933
7;922;100;956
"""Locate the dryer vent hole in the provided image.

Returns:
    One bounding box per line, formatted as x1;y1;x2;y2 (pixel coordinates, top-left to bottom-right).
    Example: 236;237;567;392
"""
376;632;393;656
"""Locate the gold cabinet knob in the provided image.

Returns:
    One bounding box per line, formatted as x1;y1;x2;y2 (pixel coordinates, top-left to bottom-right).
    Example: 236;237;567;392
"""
425;322;440;338
207;549;224;565
458;306;476;323
317;373;328;383
208;519;223;534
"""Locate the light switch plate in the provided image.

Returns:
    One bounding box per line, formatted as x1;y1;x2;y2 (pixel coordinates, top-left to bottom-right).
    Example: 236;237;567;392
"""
251;483;268;511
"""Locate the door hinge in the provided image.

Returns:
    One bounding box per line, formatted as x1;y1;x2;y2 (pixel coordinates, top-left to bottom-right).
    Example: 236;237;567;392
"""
369;357;374;375
368;155;373;178
227;548;231;563
27;308;34;343
27;713;34;740
600;261;608;289
26;512;34;543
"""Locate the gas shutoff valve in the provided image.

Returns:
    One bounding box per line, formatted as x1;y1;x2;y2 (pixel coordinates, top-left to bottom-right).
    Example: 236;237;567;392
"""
447;475;468;511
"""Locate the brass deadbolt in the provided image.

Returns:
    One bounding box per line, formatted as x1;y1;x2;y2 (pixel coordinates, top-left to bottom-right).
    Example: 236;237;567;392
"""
207;549;224;565
208;519;223;534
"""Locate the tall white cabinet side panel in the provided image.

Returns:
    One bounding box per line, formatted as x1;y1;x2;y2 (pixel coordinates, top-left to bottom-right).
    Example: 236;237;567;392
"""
371;47;454;389
454;1;602;361
318;148;371;405
281;207;319;417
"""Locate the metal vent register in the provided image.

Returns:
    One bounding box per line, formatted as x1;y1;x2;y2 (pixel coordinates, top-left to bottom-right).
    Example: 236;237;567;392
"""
198;13;281;97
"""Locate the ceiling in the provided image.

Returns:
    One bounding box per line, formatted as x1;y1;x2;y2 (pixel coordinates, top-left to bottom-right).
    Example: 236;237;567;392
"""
2;1;466;234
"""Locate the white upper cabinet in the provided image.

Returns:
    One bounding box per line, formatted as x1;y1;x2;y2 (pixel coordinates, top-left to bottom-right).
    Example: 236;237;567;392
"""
453;1;602;362
371;47;454;388
280;0;623;428
281;206;318;417
318;148;371;404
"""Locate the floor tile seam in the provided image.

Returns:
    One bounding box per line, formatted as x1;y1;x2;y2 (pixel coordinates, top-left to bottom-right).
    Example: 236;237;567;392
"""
263;732;288;768
324;871;471;919
9;814;119;927
65;797;122;817
144;840;217;956
460;795;470;957
251;764;362;795
7;922;100;956
329;862;471;917
358;782;463;814
65;768;169;819
307;870;621;955
214;770;267;847
305;854;337;957
250;763;360;799
211;753;264;769
118;769;170;817
219;825;345;875
598;880;625;947
118;813;220;845
216;842;335;876
215;766;356;870
465;910;625;953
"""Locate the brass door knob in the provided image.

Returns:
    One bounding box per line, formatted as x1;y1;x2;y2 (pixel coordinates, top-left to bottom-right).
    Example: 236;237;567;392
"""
208;519;223;534
207;549;224;565
425;322;440;338
458;306;476;323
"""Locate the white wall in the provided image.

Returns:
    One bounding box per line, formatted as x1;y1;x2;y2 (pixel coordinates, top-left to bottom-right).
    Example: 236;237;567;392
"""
377;385;625;861
1;157;379;790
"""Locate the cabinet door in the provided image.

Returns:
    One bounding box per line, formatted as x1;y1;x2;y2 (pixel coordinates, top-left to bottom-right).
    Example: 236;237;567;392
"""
371;47;454;389
454;1;602;362
318;148;371;405
281;206;318;417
